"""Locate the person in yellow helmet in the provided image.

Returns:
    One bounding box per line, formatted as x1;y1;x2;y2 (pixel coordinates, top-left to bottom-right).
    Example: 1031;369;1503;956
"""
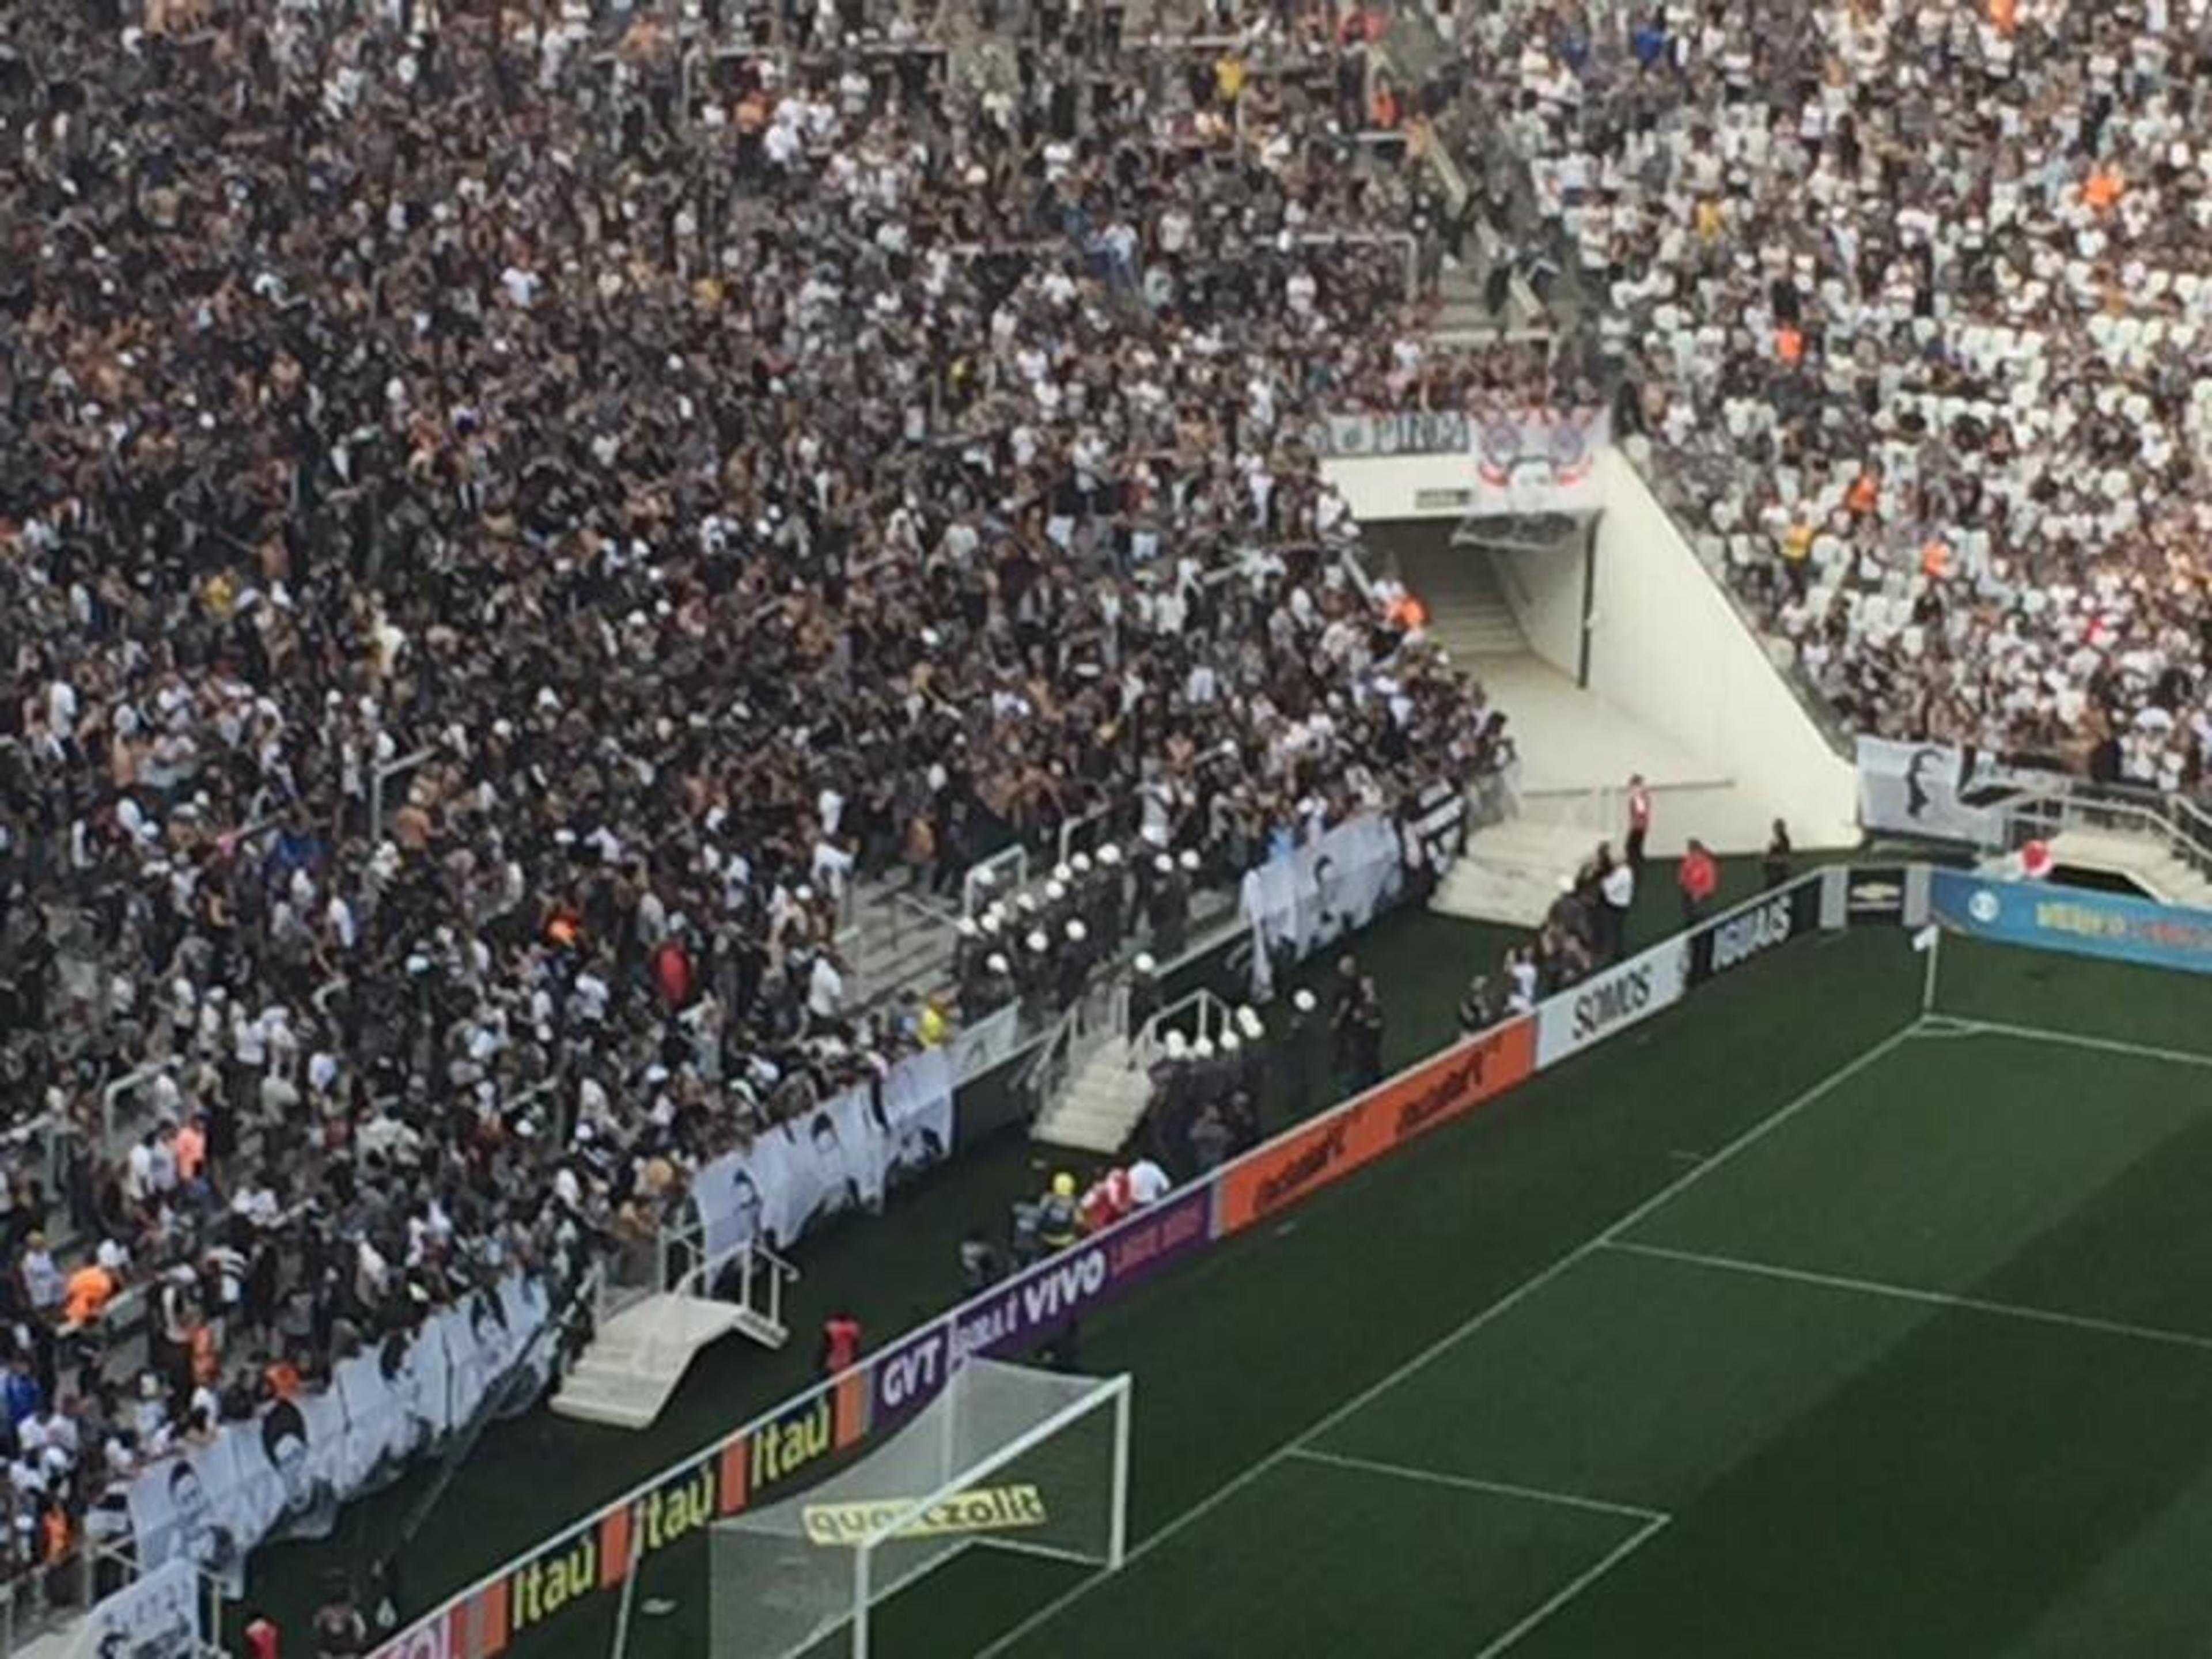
1038;1172;1081;1250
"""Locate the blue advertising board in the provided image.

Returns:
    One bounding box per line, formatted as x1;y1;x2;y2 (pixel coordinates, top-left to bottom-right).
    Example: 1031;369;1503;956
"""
1929;869;2212;976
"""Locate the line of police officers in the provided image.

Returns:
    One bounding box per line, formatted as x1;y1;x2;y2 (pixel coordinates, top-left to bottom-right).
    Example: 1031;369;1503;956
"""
951;844;1203;1020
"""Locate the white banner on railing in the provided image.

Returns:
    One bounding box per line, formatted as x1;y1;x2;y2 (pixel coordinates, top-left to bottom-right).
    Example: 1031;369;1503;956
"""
127;1271;554;1594
948;1001;1022;1083
1403;780;1469;877
1470;407;1609;512
1240;812;1406;999
694;1048;956;1260
82;1555;200;1657
1854;737;2042;846
1307;411;1472;458
1312;409;1611;516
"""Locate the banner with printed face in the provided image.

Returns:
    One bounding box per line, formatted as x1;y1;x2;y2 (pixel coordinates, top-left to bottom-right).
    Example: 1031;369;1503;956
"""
1854;737;2052;846
127;1426;253;1594
334;1344;406;1497
695;1048;956;1259
124;1271;555;1603
249;1381;347;1546
876;1047;954;1197
81;1555;201;1658
1240;812;1406;998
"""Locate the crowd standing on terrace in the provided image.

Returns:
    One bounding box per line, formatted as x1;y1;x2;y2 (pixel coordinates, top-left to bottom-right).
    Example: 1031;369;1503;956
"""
9;0;2202;1615
1440;0;2212;789
0;0;1510;1601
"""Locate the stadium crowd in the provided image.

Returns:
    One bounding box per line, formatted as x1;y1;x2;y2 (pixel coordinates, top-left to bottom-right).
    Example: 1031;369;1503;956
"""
0;0;1509;1600
1444;0;2212;790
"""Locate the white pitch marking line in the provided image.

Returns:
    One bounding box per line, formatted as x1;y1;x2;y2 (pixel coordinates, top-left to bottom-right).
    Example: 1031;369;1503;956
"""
1283;1447;1666;1524
969;1023;1921;1659
1910;1015;2212;1073
1472;1513;1672;1659
1605;1240;2212;1357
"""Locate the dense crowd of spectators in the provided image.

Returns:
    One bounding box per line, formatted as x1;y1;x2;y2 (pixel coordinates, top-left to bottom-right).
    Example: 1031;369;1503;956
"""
0;0;1513;1600
1434;0;2212;791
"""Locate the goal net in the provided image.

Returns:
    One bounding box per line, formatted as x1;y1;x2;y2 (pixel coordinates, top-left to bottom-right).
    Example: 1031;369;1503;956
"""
708;1361;1130;1659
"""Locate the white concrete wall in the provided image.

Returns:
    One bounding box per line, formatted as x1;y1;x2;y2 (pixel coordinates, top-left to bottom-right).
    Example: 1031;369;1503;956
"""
1320;453;1475;520
1586;450;1859;848
1488;540;1584;680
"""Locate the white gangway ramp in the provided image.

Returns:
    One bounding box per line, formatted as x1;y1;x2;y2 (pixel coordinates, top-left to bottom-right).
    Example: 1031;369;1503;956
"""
700;1360;1132;1659
551;1243;798;1432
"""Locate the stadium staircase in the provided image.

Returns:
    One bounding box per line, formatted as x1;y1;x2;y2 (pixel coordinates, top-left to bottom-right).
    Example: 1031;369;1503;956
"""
551;1245;797;1431
1032;989;1234;1157
2001;787;2212;909
1035;1033;1148;1157
1393;534;1531;661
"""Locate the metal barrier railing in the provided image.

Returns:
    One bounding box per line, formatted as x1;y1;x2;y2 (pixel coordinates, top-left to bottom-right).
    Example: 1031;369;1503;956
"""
2001;780;2212;885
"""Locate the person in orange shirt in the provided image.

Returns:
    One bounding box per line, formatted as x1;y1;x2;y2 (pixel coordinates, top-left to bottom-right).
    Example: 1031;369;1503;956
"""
1847;471;1881;516
265;1353;304;1401
176;1114;207;1190
189;1323;221;1387
62;1262;116;1329
1677;839;1720;923
1775;324;1805;364
1921;540;1950;579
2083;169;2123;213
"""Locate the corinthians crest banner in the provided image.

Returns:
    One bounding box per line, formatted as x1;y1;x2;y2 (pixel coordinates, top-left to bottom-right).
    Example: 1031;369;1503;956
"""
1310;407;1610;516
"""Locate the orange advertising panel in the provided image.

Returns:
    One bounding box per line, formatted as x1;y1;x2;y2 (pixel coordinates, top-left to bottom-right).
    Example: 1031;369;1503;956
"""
1219;1017;1535;1233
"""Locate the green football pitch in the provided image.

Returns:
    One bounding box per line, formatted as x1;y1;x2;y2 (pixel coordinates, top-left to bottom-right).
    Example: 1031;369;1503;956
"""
766;926;2212;1659
259;890;2212;1659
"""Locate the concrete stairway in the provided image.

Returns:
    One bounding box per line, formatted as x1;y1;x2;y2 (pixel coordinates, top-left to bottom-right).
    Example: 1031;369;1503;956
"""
551;1292;772;1431
1033;1033;1150;1157
1392;541;1528;662
1431;817;1596;929
2035;827;2212;908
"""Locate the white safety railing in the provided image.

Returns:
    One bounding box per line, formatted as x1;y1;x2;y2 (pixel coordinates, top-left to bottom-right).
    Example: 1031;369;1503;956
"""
2000;778;2212;884
1021;978;1131;1113
679;1239;800;1353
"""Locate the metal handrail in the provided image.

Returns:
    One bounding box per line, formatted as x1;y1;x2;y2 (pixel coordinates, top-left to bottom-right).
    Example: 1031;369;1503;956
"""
1998;780;2212;885
1132;987;1234;1069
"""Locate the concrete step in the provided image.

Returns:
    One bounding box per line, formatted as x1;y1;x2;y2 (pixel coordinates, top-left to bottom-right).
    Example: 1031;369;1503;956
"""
2040;828;2212;909
1431;856;1558;930
1430;815;1615;929
549;1292;754;1432
1033;1035;1150;1156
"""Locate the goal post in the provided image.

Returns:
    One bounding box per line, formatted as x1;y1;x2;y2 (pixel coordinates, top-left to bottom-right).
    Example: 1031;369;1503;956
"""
707;1361;1131;1659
